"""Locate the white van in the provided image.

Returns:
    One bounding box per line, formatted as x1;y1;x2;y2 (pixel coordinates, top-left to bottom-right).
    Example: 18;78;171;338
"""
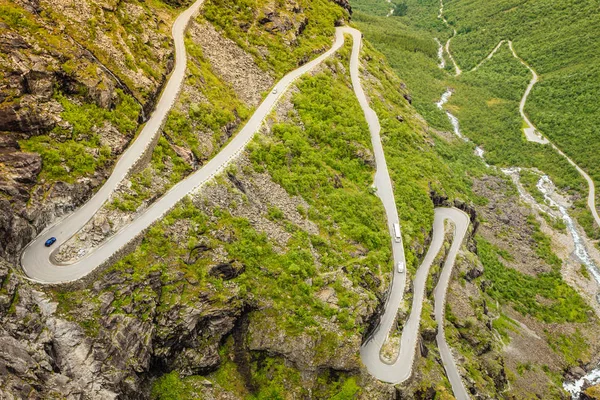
397;261;405;273
393;223;401;243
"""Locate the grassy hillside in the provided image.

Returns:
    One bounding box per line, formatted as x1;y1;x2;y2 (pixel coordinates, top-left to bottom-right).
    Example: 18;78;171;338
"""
351;0;599;237
351;0;600;397
444;0;600;206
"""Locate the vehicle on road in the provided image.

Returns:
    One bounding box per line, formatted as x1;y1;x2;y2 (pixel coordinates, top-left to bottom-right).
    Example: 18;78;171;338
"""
397;261;405;273
272;88;278;94
393;223;401;243
44;237;57;247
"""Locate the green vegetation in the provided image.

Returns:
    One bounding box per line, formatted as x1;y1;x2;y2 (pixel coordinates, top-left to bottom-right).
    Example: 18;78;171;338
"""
351;0;599;237
359;40;488;268
152;340;361;399
442;0;600;200
520;169;544;204
491;313;520;342
38;0;178;100
78;46;390;347
478;238;590;323
546;329;590;367
110;28;252;211
579;264;591;280
249;70;390;273
391;3;408;17
0;4;39;30
110;137;191;212
445;296;502;395
20;90;140;183
584;385;600;400
526;215;562;269
163;36;251;160
203;0;347;76
540;212;567;234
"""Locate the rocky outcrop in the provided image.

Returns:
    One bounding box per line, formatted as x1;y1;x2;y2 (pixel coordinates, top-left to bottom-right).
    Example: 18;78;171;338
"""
188;22;274;107
0;0;181;262
0;259;244;399
247;312;362;373
330;0;352;14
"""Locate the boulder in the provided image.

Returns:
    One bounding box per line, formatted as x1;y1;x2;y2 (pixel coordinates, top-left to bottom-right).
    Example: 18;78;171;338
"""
209;260;245;280
466;264;484;281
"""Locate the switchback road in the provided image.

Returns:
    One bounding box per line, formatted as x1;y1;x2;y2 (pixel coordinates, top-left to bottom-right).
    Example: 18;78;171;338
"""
21;10;470;398
21;4;345;282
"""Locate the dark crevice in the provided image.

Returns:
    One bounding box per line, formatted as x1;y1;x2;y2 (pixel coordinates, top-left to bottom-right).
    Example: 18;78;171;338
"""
232;305;256;393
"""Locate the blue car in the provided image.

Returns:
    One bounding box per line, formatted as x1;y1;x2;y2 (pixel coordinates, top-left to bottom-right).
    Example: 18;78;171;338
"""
44;237;57;247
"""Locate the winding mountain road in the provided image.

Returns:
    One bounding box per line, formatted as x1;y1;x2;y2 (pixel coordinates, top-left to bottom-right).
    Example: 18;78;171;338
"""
360;208;470;399
343;27;469;395
20;5;472;396
508;43;600;229
21;0;207;282
21;2;347;283
437;0;600;230
336;23;469;397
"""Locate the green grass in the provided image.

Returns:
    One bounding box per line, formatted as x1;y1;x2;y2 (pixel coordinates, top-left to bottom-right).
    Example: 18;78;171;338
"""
152;346;361;399
38;0;178;100
20;90;140;183
520;170;545;204
492;313;520;342
83;47;391;344
351;0;599;238
358;40;489;270
478;237;590;323
527;215;562;269
439;0;600;196
546;329;590;367
202;0;347;76
163;36;252;160
109;136;191;212
109;29;252;211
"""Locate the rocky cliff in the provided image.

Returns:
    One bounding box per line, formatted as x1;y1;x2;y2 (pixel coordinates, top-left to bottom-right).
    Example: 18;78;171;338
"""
3;0;598;398
0;0;181;263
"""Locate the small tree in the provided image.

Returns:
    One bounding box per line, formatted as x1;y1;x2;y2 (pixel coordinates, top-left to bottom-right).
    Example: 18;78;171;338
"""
393;2;408;16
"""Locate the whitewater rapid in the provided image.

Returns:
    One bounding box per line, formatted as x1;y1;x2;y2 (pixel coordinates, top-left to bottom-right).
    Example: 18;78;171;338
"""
436;90;466;141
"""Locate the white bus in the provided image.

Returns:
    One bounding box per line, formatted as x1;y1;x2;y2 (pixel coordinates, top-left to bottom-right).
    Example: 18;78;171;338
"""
393;223;401;243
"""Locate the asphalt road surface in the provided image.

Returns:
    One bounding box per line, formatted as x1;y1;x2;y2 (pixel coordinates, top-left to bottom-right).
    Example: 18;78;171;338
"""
434;208;471;400
343;23;469;397
21;24;344;282
21;13;470;397
360;208;470;397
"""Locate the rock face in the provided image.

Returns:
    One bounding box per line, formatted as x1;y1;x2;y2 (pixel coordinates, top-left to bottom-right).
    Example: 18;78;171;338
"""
0;0;178;263
331;0;352;14
0;259;244;399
